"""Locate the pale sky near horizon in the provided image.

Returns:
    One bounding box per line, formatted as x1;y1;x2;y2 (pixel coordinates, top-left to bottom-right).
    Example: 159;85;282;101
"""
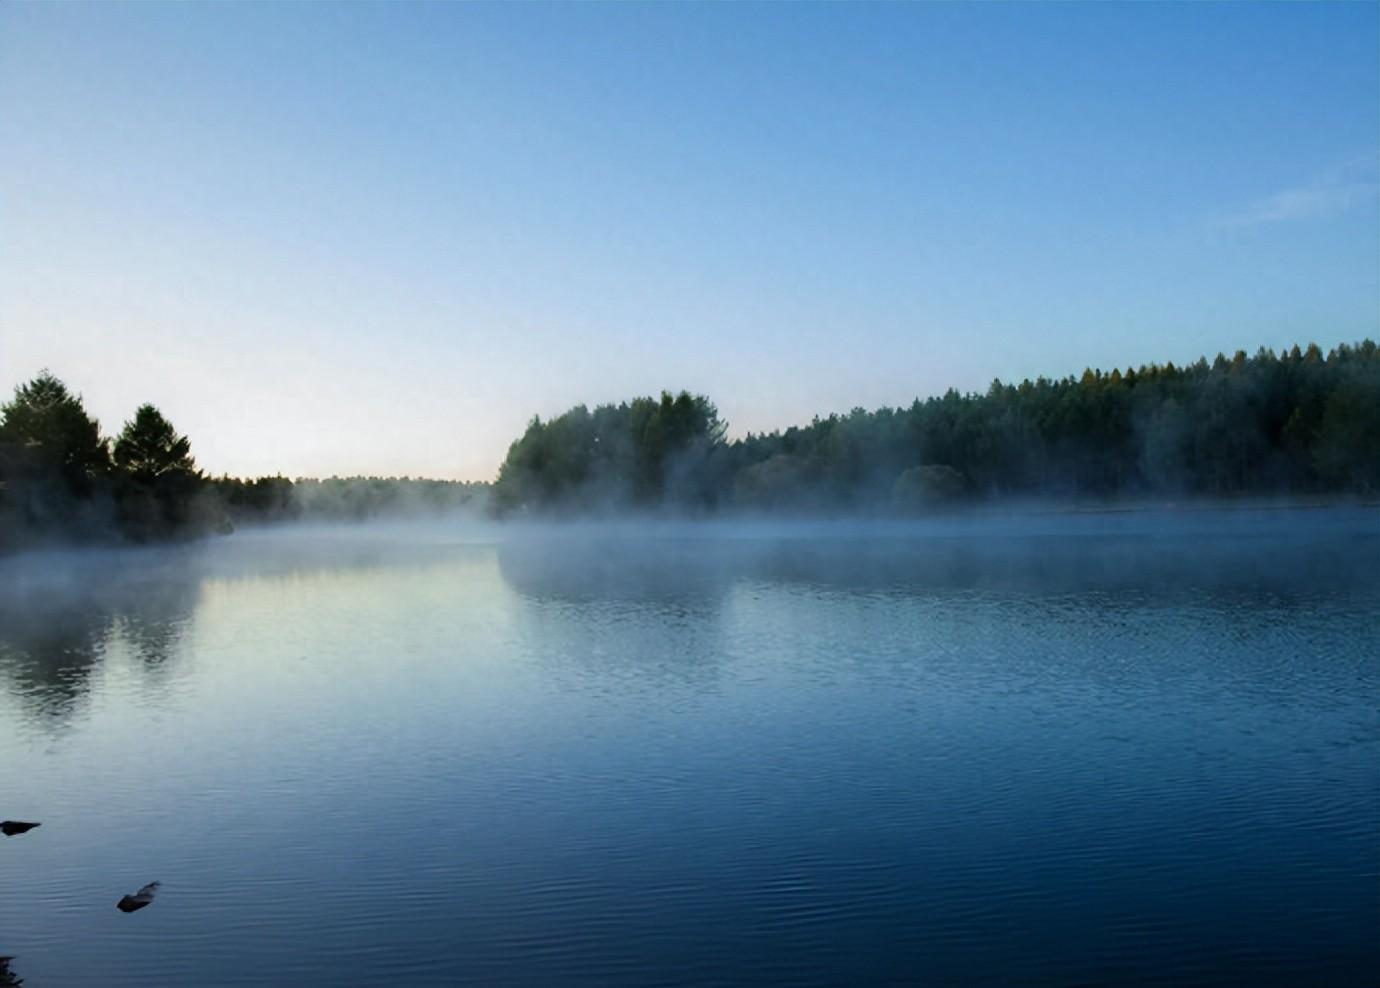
2;3;1377;481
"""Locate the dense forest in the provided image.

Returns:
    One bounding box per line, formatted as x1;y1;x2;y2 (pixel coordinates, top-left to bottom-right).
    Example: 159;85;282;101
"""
0;372;486;553
2;339;1377;550
492;340;1380;515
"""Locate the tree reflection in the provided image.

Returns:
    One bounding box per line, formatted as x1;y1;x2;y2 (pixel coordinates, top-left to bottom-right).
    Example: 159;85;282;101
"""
495;514;1379;607
496;535;739;694
0;552;200;729
496;534;740;610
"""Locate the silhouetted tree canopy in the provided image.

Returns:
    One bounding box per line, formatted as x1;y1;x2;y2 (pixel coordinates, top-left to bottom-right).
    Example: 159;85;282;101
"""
0;370;490;551
493;391;726;513
0;372;114;545
111;404;220;543
114;404;197;482
1;339;1376;549
492;340;1380;515
212;475;487;522
0;371;111;494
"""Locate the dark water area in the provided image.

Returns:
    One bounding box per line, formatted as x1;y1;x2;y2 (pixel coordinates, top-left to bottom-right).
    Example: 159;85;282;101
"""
1;509;1377;986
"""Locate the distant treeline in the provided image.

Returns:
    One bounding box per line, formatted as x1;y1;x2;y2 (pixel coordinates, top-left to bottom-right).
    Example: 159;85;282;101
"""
492;340;1380;515
0;371;486;553
210;475;488;524
3;340;1377;549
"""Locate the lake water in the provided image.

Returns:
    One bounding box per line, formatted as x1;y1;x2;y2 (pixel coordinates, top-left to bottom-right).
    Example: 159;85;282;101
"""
1;510;1377;986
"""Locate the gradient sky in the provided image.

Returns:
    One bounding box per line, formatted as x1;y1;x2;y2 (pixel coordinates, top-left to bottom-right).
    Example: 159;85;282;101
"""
2;3;1376;481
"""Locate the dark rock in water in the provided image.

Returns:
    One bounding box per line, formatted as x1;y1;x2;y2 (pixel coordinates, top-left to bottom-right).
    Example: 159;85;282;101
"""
0;955;23;987
0;822;39;837
116;881;161;913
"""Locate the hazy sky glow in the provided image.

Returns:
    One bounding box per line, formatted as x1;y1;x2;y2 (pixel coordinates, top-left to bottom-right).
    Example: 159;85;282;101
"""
2;3;1376;480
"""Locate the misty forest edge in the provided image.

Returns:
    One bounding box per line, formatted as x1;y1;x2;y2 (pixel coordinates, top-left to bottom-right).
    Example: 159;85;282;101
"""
1;338;1377;552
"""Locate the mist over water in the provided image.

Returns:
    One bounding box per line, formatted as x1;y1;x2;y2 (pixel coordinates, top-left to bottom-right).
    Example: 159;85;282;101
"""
1;509;1377;986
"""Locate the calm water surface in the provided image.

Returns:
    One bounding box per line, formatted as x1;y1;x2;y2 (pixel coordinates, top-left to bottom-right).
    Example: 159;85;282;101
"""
1;511;1377;986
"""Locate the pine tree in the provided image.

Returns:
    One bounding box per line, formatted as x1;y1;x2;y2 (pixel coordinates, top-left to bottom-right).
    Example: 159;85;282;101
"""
113;405;197;483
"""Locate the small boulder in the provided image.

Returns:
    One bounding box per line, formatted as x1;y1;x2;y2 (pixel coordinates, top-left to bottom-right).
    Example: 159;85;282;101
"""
117;882;161;913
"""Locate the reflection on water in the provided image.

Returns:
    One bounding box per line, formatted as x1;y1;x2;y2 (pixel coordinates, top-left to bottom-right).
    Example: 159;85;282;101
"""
496;513;1376;603
0;511;1377;986
0;555;200;726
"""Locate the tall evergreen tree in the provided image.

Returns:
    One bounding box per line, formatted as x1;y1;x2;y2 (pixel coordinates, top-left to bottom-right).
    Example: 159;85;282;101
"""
113;404;197;483
0;371;111;493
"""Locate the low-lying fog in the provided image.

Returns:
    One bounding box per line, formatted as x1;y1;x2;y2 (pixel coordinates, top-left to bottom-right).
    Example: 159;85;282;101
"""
3;504;1376;605
1;507;1376;986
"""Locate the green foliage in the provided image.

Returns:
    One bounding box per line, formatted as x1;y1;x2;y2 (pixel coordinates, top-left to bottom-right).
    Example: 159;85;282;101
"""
892;464;966;511
733;454;810;510
114;404;197;483
0;371;111;493
494;339;1380;514
111;404;221;542
0;372;113;545
493;391;725;513
208;475;487;524
0;369;492;551
2;338;1375;547
211;474;297;521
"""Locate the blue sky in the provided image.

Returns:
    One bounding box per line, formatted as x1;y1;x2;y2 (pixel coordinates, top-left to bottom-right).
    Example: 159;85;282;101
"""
2;3;1376;480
